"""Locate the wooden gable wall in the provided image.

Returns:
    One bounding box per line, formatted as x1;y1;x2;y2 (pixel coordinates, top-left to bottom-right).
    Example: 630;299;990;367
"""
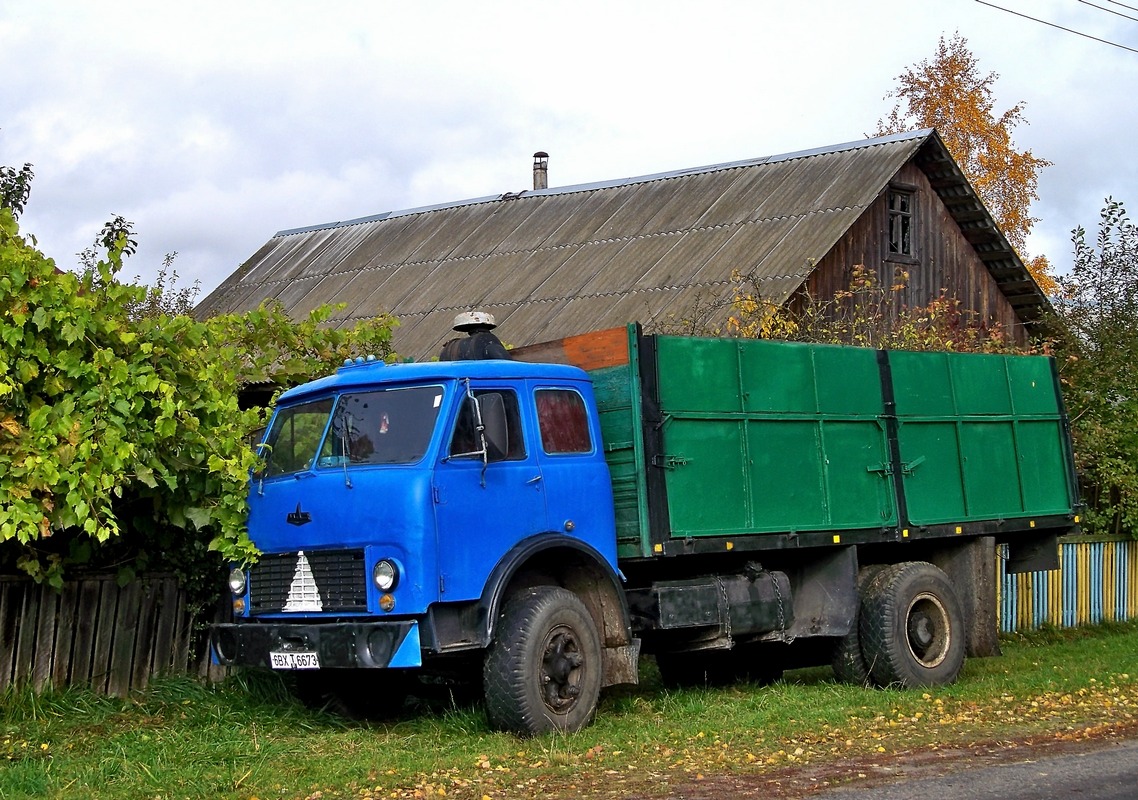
800;162;1026;344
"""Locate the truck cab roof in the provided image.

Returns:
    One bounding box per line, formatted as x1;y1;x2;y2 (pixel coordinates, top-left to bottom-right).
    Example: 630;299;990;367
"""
277;358;590;404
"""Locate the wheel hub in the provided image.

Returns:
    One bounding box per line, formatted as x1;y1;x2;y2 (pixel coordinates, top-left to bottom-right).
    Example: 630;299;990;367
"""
906;592;950;668
541;627;584;712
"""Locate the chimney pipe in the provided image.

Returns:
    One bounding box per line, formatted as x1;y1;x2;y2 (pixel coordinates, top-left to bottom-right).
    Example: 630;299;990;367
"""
533;151;548;190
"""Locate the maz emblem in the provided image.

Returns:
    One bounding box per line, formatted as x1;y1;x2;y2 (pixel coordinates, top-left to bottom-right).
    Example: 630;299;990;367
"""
287;503;312;526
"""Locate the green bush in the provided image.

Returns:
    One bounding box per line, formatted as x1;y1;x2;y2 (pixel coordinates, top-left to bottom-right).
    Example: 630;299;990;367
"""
1054;198;1138;538
0;208;397;596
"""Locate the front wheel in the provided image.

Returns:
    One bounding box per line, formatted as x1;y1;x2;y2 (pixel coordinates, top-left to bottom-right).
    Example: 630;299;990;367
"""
483;586;603;736
859;561;965;688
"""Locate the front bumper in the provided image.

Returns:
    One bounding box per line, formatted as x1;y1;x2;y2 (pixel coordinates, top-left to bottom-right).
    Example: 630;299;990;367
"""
210;620;422;669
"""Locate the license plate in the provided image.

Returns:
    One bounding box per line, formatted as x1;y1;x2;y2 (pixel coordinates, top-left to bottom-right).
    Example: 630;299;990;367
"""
269;650;321;670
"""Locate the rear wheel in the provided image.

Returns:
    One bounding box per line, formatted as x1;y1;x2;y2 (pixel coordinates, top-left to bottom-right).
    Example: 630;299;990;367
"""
859;562;965;688
483;586;602;735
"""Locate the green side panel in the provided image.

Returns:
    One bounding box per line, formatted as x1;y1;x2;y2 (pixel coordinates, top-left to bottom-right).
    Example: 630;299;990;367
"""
818;420;897;527
737;341;816;413
960;422;1023;516
658;337;743;412
590;363;645;557
890;349;1072;525
1005;357;1063;415
889;351;956;416
654;336;895;539
951;354;1014;415
894;421;966;524
745;420;825;531
666;419;750;534
812;347;884;416
1017;421;1075;514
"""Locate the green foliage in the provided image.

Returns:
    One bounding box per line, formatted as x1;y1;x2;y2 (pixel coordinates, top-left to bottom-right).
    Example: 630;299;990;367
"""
0;208;397;591
129;252;200;318
79;227;201;319
1054;198;1138;537
0;162;33;220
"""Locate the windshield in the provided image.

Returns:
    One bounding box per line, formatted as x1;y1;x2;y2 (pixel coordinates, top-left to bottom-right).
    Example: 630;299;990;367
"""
261;386;445;478
261;398;335;478
319;385;444;467
325;384;443;466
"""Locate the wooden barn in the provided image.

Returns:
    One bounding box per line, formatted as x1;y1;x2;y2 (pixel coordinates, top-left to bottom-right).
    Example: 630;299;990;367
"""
195;129;1047;358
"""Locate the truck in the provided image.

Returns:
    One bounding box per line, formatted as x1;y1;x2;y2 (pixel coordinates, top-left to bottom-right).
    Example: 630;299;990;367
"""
210;322;1080;735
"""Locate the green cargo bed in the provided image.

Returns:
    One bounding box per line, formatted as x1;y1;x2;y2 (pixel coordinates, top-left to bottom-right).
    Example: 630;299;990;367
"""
516;325;1080;562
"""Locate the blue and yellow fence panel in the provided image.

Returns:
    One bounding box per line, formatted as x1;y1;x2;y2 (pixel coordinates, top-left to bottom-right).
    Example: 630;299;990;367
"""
999;535;1138;632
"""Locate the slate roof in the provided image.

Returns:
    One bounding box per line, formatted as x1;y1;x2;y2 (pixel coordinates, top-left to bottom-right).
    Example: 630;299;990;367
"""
195;129;1046;360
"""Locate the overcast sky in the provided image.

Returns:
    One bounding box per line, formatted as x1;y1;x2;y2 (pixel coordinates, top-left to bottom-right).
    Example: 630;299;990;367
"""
2;0;1135;301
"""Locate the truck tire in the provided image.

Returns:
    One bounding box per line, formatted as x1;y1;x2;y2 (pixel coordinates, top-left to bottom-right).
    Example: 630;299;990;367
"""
831;564;887;687
483;586;602;735
859;562;965;688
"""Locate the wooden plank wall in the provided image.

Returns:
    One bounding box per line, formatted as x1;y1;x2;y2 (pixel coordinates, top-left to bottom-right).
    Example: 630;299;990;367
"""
803;162;1027;345
0;574;195;696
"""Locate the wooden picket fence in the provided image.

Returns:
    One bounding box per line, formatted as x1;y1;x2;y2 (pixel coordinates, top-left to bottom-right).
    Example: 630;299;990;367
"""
0;573;201;696
999;534;1138;632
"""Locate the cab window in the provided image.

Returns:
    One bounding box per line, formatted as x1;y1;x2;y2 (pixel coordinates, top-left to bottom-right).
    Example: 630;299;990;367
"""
449;389;526;460
536;389;592;454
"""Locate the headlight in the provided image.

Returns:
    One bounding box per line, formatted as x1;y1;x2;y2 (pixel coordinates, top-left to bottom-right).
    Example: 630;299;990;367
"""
228;568;247;595
373;559;399;592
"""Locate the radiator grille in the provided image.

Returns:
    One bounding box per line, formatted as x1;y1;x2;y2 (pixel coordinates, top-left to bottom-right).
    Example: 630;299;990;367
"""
248;549;368;614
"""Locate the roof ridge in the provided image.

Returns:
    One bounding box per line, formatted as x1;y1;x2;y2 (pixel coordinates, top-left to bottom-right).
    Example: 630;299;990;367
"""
273;130;932;238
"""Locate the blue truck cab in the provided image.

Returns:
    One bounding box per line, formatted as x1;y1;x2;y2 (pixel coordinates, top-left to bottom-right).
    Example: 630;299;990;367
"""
210;355;639;732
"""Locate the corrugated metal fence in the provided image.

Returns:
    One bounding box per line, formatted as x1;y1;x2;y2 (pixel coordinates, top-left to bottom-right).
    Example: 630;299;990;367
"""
0;573;199;696
1000;535;1138;632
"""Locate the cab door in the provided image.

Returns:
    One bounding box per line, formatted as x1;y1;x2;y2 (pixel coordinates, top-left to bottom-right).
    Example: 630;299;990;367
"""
432;386;547;601
532;385;616;554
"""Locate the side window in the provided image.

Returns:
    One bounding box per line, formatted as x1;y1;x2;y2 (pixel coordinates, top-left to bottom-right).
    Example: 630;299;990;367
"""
449;389;526;460
536;389;592;454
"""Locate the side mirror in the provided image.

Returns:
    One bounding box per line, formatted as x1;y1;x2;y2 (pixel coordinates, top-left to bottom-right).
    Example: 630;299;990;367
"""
478;393;510;461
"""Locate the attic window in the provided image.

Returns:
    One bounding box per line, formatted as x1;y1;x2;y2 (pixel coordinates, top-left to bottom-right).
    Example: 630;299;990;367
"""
887;188;915;258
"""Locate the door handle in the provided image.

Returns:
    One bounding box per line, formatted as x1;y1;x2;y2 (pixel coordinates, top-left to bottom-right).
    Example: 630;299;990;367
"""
526;474;543;485
902;455;926;476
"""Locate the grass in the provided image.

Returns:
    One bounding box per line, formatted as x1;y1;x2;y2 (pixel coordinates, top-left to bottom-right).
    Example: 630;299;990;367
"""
2;620;1136;800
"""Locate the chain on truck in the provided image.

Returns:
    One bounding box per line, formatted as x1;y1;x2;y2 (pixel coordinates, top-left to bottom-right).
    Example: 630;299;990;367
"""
210;313;1081;736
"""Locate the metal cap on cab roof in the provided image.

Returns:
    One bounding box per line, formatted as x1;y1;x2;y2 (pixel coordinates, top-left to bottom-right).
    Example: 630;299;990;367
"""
453;311;497;333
